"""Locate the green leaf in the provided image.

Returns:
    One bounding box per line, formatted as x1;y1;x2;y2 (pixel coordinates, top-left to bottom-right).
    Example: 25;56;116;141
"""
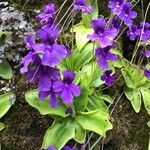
25;90;67;117
147;121;150;128
0;31;6;46
0;122;5;131
0;92;14;118
74;123;86;143
111;60;123;69
73;23;93;50
121;66;147;89
0;61;13;79
74;75;92;112
99;94;113;104
82;0;98;28
72;43;94;71
110;48;123;57
140;89;150;115
125;87;141;113
42;118;76;150
137;80;150;90
0;31;5;38
76;109;112;137
93;77;104;87
121;69;135;89
88;96;107;112
81;62;103;87
74;87;89;112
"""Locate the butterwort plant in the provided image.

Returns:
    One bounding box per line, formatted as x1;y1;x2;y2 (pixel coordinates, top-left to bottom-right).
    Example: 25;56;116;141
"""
21;0;150;149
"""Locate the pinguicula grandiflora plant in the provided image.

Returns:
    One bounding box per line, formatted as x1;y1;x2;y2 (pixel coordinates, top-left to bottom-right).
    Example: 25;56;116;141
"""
20;0;150;149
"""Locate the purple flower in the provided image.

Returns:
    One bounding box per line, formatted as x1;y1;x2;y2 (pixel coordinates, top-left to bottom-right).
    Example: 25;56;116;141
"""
88;18;118;48
53;71;81;106
145;50;150;58
37;25;70;67
119;2;137;26
42;44;70;67
101;70;116;86
20;36;45;74
108;0;124;15
29;65;60;108
65;107;73;116
74;0;93;14
144;69;150;79
110;18;121;30
95;46;118;70
38;82;59;108
136;22;150;42
37;25;60;45
127;25;138;41
48;147;56;150
37;67;60;91
25;36;45;54
63;145;73;150
22;54;60;108
27;62;60;108
21;33;70;70
21;3;73;109
40;146;56;150
36;3;55;25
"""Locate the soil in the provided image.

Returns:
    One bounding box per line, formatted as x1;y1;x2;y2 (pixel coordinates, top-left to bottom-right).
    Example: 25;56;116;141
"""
0;0;150;150
0;74;52;150
107;96;150;150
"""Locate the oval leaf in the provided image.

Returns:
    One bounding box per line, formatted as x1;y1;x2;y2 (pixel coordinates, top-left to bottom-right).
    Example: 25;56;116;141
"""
74;87;89;112
121;66;146;89
0;61;13;79
72;43;94;71
74;122;86;144
0;92;14;118
99;94;113;104
42;118;76;150
125;87;141;113
76;109;112;137
0;122;5;131
140;89;150;115
88;96;108;112
25;90;67;117
73;24;93;50
82;62;103;87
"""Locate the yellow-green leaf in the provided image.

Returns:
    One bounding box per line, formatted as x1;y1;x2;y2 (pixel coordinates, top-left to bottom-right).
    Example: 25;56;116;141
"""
42;118;76;150
0;122;5;131
72;24;93;50
140;89;150;115
0;61;13;79
0;92;14;118
25;90;67;117
76;109;112;137
125;87;141;113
